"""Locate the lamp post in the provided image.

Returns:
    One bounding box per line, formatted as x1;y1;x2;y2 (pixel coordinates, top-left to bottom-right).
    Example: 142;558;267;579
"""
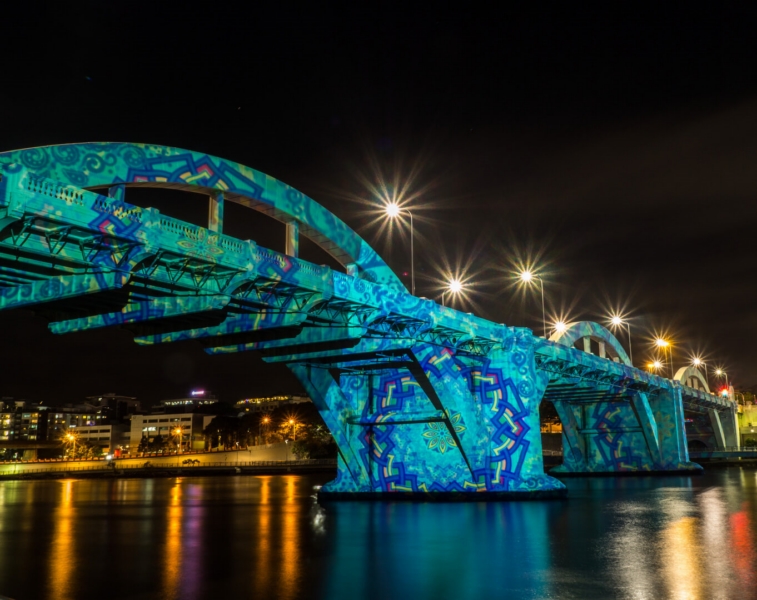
173;427;183;454
692;357;708;388
65;432;76;460
259;416;270;445
385;203;415;296
288;419;299;442
655;338;673;379
715;368;729;396
520;270;547;338
610;315;633;365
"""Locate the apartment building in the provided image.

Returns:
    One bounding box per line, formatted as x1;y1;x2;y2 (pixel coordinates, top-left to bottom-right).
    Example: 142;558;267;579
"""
129;413;206;453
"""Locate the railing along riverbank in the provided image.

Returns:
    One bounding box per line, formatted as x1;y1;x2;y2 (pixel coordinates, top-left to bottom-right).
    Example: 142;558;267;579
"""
0;459;337;481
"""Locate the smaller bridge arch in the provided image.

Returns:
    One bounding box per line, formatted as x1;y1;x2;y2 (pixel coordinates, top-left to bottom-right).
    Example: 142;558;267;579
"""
674;366;710;392
549;321;631;366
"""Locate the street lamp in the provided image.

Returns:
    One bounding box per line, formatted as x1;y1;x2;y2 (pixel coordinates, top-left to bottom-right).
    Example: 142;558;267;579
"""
655;338;674;379
609;315;633;365
288;418;299;441
553;321;567;334
519;270;547;338
65;432;77;460
715;368;730;395
259;416;271;445
648;360;663;373
173;427;183;454
692;357;709;387
385;203;415;296
442;278;464;307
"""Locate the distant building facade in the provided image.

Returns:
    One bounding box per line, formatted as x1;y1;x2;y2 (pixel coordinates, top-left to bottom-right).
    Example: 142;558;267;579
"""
129;413;206;453
235;395;310;413
70;424;130;454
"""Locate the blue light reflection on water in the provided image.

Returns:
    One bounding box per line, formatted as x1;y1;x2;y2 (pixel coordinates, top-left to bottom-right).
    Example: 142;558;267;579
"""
0;469;755;599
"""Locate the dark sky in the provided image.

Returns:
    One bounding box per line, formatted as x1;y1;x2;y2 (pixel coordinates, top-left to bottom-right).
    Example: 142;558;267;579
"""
2;3;757;404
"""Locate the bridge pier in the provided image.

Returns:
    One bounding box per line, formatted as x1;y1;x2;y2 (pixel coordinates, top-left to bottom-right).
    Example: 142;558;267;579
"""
286;331;566;500
550;384;701;475
704;406;740;450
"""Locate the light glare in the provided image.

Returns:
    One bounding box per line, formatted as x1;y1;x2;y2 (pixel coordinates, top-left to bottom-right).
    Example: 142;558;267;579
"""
554;321;567;333
520;270;533;283
385;203;401;218
448;279;463;294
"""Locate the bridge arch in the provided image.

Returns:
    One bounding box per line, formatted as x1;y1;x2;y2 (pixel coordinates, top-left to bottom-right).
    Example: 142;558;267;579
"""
674;366;710;392
548;321;631;366
0;142;404;293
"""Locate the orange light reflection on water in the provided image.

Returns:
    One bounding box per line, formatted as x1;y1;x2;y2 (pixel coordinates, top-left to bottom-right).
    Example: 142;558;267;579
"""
280;476;300;600
48;480;75;600
255;476;272;592
163;481;183;599
661;516;703;599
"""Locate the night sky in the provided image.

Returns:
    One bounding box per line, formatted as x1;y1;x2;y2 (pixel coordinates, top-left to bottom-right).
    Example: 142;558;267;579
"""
2;4;757;405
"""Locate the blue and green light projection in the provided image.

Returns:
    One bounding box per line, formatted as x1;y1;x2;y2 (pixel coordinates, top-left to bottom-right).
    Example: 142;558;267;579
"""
0;143;734;498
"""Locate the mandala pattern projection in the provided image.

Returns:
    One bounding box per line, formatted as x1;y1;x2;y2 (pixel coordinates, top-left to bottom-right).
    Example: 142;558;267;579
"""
0;142;738;499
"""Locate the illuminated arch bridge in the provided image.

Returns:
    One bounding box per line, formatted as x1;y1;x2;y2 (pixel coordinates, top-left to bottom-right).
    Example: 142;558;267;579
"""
0;143;738;499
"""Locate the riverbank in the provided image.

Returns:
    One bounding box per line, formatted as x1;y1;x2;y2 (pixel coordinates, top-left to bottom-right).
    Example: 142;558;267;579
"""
0;458;336;481
0;445;336;481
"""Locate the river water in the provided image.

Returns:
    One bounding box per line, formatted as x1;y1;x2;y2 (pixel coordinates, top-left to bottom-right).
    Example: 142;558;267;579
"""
0;468;756;600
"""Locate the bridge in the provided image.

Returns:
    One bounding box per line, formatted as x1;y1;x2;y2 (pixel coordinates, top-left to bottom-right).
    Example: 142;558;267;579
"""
0;143;738;499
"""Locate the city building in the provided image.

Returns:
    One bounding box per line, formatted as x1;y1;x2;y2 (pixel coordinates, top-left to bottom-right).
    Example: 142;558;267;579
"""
0;404;40;441
234;395;310;413
69;423;130;455
85;393;141;421
739;404;757;444
129;413;207;454
154;389;218;413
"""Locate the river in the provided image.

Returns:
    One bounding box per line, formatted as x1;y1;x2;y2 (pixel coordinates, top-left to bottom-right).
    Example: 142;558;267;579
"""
0;468;755;599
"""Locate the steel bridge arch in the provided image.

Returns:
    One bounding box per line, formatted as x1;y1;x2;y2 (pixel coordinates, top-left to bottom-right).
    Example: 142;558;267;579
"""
0;142;404;293
548;321;631;365
674;366;710;392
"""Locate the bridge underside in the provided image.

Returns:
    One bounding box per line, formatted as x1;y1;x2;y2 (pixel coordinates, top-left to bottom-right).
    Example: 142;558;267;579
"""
536;342;738;475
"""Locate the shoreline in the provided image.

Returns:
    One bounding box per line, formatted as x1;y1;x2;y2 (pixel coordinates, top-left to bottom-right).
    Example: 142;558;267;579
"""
0;459;337;481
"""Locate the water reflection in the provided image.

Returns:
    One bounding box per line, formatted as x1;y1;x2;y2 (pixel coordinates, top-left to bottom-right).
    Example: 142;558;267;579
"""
280;476;301;600
254;476;272;594
1;471;757;599
48;480;75;600
163;481;183;598
318;501;555;599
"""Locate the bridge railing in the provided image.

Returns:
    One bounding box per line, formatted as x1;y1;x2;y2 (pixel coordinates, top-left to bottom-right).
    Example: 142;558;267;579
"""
689;446;757;455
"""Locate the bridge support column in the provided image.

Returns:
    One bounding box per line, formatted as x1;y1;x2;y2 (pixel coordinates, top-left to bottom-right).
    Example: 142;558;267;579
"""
108;184;125;202
714;406;740;448
649;385;701;470
285;220;299;258
290;332;565;499
208;191;224;233
290;364;371;491
708;409;727;450
551;384;700;475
